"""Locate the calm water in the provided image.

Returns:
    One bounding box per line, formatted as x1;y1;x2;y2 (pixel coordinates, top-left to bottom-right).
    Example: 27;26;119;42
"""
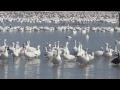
0;30;120;79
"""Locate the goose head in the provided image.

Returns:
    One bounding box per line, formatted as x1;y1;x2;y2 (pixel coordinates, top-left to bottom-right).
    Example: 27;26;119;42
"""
26;40;30;46
66;41;69;46
37;45;40;50
105;43;109;47
57;41;60;49
12;42;15;46
16;41;19;45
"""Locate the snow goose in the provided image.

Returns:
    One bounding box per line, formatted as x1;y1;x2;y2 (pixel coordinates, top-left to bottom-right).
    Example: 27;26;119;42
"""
52;49;62;65
24;48;37;60
0;47;9;59
0;39;7;52
62;50;76;62
73;40;78;56
103;48;113;59
77;48;90;64
62;41;70;55
95;47;104;57
44;46;54;60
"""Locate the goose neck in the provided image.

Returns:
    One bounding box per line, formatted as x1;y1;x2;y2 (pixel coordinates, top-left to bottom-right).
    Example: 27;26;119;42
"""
74;40;76;47
45;47;48;53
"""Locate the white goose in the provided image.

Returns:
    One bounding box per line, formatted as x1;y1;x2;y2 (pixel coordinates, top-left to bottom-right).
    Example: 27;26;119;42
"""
25;40;37;52
15;41;20;49
77;42;85;56
56;41;63;55
52;49;62;65
95;47;104;57
12;45;22;58
0;39;7;52
77;48;90;64
112;46;118;56
52;42;57;50
0;47;9;59
73;40;78;55
46;42;52;50
44;46;54;60
63;41;70;55
62;50;76;62
105;43;109;52
115;40;120;45
24;47;37;60
103;48;113;59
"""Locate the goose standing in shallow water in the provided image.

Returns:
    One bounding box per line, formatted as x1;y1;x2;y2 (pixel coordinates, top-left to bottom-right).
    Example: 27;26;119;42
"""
25;40;37;52
0;39;8;52
62;51;76;62
73;40;78;56
62;41;70;55
77;42;85;57
103;48;113;60
79;48;90;64
77;48;90;64
24;47;37;60
52;49;62;65
44;46;53;60
95;47;104;57
0;47;9;59
62;42;76;62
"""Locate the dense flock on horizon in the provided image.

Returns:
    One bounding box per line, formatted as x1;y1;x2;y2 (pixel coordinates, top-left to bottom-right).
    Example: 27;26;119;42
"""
0;11;119;32
0;11;118;24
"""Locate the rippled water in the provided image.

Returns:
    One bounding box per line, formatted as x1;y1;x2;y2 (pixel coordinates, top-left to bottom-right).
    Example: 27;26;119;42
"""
0;30;120;79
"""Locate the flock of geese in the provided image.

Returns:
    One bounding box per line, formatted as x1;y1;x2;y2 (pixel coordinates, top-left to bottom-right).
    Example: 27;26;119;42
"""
0;11;117;24
0;38;120;66
0;25;120;34
0;39;41;60
0;11;119;66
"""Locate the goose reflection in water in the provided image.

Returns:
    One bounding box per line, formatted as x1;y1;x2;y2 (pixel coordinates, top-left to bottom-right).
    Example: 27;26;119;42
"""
4;64;8;79
24;58;40;79
13;58;21;76
52;65;62;79
84;64;94;79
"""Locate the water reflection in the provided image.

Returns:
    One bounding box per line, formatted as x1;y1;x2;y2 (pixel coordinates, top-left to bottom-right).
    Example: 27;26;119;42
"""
63;62;76;69
13;58;21;77
84;64;94;79
4;64;8;79
52;65;62;79
24;58;40;79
